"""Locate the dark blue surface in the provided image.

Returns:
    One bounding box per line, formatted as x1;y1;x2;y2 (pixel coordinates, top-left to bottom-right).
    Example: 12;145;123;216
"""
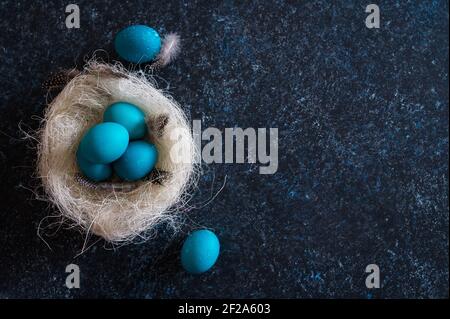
0;0;448;298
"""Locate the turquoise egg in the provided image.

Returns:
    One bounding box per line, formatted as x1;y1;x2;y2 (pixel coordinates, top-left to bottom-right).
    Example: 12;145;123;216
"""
181;230;220;274
113;141;158;181
78;122;129;164
114;25;161;63
76;152;112;182
103;102;147;140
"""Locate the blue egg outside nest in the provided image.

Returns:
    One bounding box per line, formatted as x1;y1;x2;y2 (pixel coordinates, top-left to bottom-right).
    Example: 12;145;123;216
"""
78;122;129;164
181;230;220;274
103;102;147;140
114;25;161;63
76;152;112;182
113;141;158;181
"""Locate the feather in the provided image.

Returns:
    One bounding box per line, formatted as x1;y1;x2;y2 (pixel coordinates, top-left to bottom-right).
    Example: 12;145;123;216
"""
148;114;169;137
75;169;171;191
154;32;181;67
42;69;79;90
75;174;138;192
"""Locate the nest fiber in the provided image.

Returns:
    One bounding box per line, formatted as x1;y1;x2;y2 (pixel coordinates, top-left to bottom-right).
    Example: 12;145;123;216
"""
38;63;197;242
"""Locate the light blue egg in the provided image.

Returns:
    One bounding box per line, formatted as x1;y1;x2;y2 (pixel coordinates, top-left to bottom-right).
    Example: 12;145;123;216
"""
181;230;220;274
103;102;147;140
113;141;158;181
76;152;112;182
78;122;129;164
114;25;161;63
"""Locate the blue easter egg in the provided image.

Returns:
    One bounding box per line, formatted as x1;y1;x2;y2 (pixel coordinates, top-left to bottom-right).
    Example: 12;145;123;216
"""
103;102;147;140
113;141;158;181
76;152;112;182
181;230;220;274
78;122;129;164
114;25;161;63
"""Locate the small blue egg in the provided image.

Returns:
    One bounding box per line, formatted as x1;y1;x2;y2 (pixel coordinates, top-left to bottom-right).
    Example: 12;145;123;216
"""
78;122;129;164
181;230;220;274
113;141;158;181
114;25;161;63
103;102;147;140
76;152;112;182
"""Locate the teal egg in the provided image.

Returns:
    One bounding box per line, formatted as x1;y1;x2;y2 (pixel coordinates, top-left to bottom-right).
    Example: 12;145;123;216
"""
78;122;129;164
76;152;112;182
181;230;220;274
103;102;147;140
113;141;158;181
114;25;161;63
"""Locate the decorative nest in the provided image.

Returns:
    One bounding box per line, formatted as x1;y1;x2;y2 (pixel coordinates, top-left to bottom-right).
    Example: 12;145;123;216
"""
37;62;198;242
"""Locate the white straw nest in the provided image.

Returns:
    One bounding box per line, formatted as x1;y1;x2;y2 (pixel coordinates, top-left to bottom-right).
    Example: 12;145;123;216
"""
37;62;198;242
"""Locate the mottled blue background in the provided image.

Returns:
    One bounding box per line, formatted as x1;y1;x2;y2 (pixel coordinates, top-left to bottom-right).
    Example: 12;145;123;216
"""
0;0;448;298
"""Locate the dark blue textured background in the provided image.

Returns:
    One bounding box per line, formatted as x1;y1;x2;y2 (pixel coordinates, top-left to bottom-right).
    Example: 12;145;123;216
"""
0;0;448;298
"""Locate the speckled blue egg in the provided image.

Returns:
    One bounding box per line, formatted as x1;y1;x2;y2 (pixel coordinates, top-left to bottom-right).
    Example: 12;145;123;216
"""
76;152;112;182
78;122;129;164
114;25;161;63
113;141;158;181
181;230;220;274
103;102;147;140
